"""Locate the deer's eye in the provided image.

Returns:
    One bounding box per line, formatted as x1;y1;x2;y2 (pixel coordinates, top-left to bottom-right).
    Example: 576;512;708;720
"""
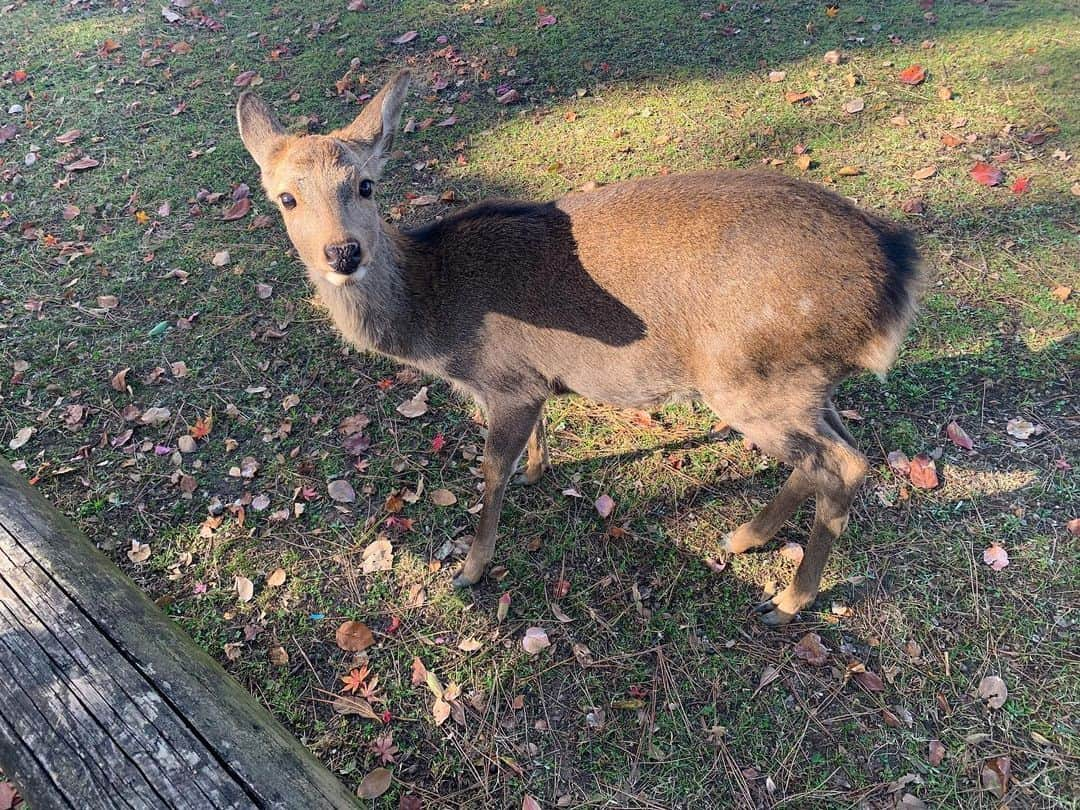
358;179;373;199
279;193;296;210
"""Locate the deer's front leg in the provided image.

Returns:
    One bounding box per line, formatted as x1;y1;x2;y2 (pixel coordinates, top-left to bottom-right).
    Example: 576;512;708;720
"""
453;399;544;588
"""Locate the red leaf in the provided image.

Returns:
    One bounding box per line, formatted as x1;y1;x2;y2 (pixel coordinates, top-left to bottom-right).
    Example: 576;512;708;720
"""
1010;176;1031;194
909;453;939;489
898;64;926;85
794;632;829;666
970;162;1003;187
945;421;973;450
222;197;251;221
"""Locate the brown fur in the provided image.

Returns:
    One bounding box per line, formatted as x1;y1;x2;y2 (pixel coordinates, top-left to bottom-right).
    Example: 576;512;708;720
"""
237;70;923;625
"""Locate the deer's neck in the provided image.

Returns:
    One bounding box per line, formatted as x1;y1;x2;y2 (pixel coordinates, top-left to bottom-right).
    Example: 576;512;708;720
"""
313;222;429;365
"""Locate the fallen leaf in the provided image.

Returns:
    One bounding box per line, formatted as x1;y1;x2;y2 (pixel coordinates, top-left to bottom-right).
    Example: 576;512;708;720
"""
946;421;974;450
8;426;34;450
970;162;1003;187
430;488;457;506
522;627;550;655
392;30;418;44
768;70;787;82
1051;285;1071;302
266;568;287;587
909;454;939;489
980;756;1010;799
222;197;251;221
887;450;911;475
356;768;392;799
56;128;82;144
928;739;945;766
362;538;394;573
212;250;231;266
842;97;865;114
233;70;258;87
983;544;1009;572
336;620;375;652
328;479;356;502
396;386;429;418
779;542;804;563
785;90;812;104
1010;176;1031;194
256;283;273;299
140;407;171;427
432;697;450;725
898;64;926;85
1068;518;1080;537
410;657;428;686
458;637;483;652
127;540;151;564
837;165;862;176
977;675;1008;708
333;693;379;719
594;493;615;518
1005;417;1036;439
64;156;99;171
235;575;254;602
823;49;843;65
268;646;289;665
794;632;829;666
912;165;937;180
849;663;885;692
522;796;541;810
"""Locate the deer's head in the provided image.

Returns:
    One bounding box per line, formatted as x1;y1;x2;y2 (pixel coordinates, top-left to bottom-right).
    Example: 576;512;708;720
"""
236;70;411;287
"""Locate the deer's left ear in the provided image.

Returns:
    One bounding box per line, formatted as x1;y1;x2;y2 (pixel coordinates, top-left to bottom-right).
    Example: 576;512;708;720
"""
332;69;411;170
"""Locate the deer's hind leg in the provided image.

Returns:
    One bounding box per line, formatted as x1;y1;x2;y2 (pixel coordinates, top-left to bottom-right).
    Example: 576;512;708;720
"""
517;414;550;485
748;419;867;626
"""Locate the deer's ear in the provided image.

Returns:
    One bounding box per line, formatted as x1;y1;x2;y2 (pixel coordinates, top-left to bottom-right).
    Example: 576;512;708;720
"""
236;92;286;170
332;69;411;170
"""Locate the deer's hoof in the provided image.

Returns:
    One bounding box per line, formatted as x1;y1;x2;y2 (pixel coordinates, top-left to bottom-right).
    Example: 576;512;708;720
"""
751;588;810;627
452;569;482;589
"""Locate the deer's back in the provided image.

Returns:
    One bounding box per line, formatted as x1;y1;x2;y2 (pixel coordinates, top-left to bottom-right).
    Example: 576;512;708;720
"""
400;171;919;408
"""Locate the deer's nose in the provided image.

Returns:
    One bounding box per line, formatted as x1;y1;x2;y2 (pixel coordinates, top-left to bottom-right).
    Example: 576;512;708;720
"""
324;241;362;275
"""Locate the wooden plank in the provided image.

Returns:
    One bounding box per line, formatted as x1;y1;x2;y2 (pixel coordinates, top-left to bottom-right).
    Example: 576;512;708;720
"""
0;460;357;809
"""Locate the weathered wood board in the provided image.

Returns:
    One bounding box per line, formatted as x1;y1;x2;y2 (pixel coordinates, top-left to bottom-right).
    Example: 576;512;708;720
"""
0;459;357;808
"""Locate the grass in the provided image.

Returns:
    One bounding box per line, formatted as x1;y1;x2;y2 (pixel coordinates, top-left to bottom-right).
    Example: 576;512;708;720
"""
1;0;1078;807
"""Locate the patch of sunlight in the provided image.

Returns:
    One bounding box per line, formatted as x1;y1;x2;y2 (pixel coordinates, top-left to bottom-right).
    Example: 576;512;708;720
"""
28;13;141;56
458;21;1075;203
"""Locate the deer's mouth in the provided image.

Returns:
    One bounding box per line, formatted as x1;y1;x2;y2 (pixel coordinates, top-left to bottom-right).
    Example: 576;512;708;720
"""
324;265;369;286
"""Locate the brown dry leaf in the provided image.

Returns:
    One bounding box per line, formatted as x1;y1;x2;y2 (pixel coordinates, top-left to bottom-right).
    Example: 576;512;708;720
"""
235;575;254;602
392;30;418;44
221;197;251;221
767;70;787;82
432;697;451;726
1005;417;1037;439
64;156;99;171
837;165;862;176
795;154;812;171
336;620;375;652
396;386;429;418
127;540;151;564
928;739;945;766
211;250;230;267
1051;285;1072;301
266;568;287;587
328;479;356;503
978;675;1008;708
356;768;392;799
410;656;428;686
110;367;130;392
983;544;1009;571
522;796;541;810
56;128;82;144
823;49;843;65
430;488;457;506
912;165;937;180
842;97;865;114
140;407;171;427
458;637;483;652
794;632;829;666
785;90;812;104
980;756;1010;799
849;662;885;692
361;538;394;573
522;627;550;655
333;694;380;719
594;493;615;518
909;454;939;489
268;646;289;666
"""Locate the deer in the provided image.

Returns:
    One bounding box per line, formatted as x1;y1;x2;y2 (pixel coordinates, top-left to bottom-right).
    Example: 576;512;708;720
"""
236;69;922;626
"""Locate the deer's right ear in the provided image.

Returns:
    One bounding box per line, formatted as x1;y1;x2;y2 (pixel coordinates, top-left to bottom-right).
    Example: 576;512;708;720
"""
236;92;285;170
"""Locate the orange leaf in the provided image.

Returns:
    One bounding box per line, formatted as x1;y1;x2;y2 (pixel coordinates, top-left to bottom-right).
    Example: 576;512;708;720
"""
341;667;366;693
190;414;213;439
1010;176;1030;194
898;64;926;85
